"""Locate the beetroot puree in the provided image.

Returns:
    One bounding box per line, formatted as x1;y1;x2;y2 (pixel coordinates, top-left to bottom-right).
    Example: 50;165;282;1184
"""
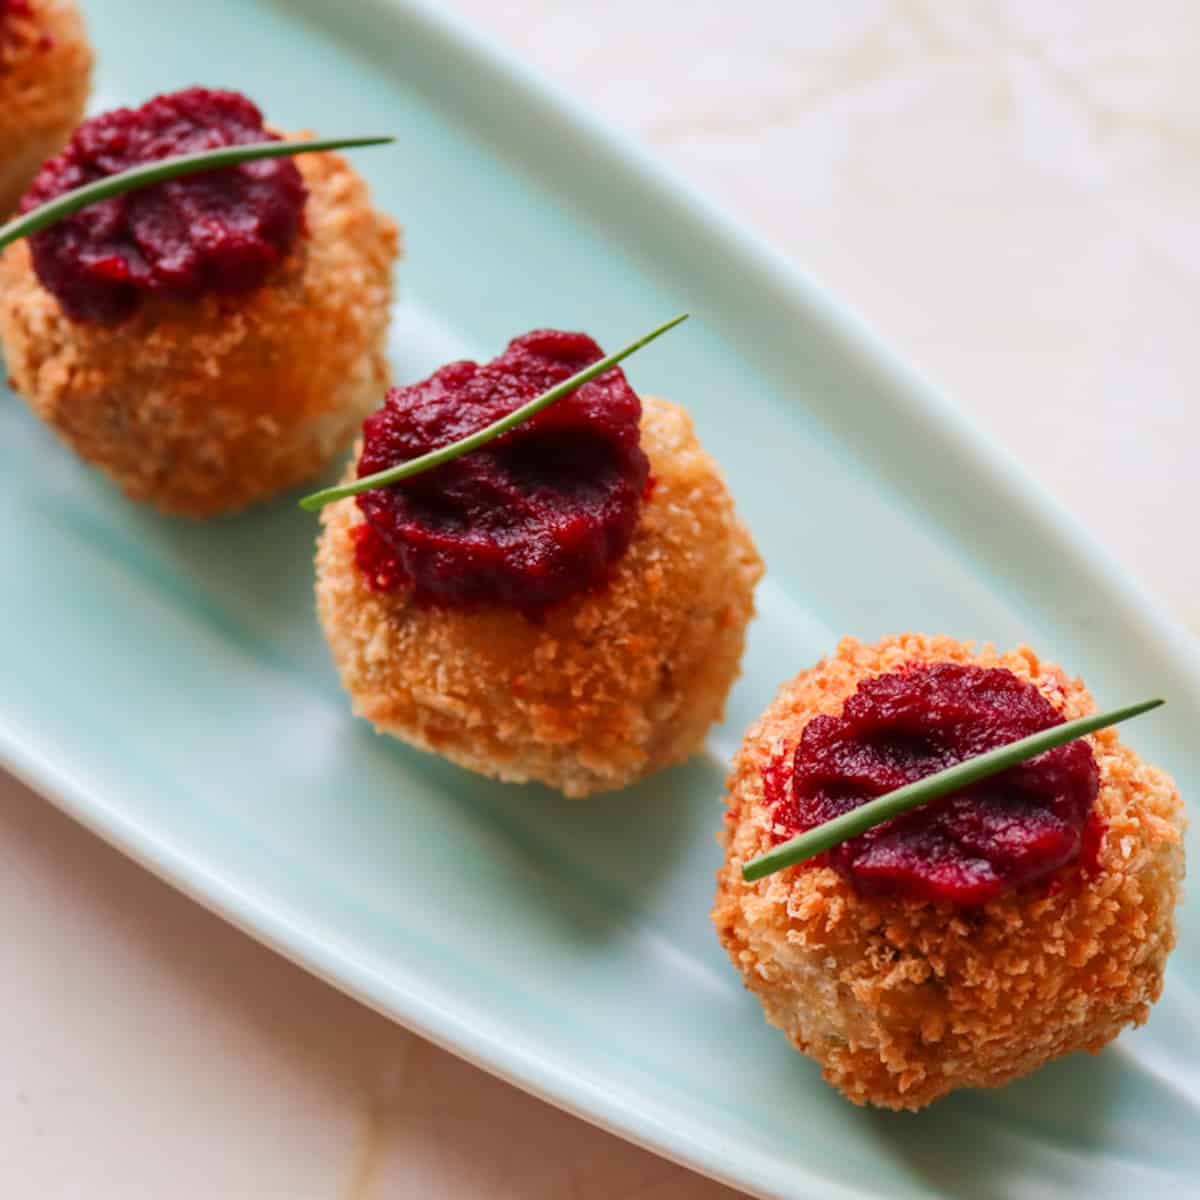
21;87;306;323
768;663;1100;905
355;330;650;616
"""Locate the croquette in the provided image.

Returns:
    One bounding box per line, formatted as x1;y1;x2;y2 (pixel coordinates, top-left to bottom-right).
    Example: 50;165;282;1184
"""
0;0;91;216
316;396;764;797
0;106;399;516
713;633;1185;1110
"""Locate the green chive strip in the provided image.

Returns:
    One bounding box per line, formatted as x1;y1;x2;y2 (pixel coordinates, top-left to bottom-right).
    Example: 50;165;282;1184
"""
0;136;395;253
741;697;1165;883
299;312;690;512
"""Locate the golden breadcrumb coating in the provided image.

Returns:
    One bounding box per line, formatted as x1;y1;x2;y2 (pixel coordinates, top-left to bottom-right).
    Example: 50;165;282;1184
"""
713;633;1185;1110
0;141;400;516
315;396;763;797
0;0;91;216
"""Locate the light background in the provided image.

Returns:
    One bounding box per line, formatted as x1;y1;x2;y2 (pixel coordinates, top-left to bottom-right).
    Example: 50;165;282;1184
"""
3;2;1196;1197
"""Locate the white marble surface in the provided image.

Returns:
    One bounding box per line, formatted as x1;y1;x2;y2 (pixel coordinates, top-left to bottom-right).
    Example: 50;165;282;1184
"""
4;2;1198;1197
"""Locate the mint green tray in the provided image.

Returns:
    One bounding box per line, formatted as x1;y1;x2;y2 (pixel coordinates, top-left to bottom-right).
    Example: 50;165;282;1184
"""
3;2;1197;1196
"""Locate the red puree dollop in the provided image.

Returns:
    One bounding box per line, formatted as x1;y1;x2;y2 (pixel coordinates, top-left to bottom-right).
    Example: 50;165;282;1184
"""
20;87;306;323
355;330;650;616
767;663;1100;905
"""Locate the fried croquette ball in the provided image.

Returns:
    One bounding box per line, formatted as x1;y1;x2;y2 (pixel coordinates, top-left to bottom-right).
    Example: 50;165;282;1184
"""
713;633;1185;1110
0;91;399;516
316;396;763;797
0;0;91;216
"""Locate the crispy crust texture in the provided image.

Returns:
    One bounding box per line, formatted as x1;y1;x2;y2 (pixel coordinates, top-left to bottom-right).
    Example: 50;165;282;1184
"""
0;0;91;216
713;634;1185;1110
0;141;400;516
315;396;764;797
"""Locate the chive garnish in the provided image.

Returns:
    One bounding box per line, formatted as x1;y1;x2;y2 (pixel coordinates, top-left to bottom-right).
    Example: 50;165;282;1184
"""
298;312;690;512
741;697;1164;883
0;136;395;253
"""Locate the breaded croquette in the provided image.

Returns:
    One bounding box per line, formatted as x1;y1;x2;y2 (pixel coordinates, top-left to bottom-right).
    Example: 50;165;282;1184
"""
0;0;91;216
317;394;763;797
714;634;1184;1109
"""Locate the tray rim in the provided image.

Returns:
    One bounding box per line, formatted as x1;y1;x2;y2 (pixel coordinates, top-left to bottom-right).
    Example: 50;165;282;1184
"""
4;2;1199;1197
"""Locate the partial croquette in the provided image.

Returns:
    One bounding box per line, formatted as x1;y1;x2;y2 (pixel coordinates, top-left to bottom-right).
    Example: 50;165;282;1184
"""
0;143;399;516
713;633;1185;1110
316;396;764;797
0;0;91;216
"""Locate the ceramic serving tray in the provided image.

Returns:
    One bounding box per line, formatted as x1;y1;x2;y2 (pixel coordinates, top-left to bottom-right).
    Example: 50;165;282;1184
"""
3;2;1198;1196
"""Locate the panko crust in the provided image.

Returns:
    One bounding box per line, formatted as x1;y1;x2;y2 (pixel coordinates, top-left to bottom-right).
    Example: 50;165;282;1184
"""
315;396;763;797
0;140;400;516
0;0;91;216
713;634;1185;1110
